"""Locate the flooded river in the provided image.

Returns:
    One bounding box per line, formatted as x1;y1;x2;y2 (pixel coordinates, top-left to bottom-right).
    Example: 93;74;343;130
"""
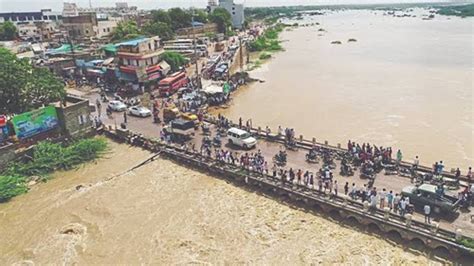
0;141;444;264
222;10;473;170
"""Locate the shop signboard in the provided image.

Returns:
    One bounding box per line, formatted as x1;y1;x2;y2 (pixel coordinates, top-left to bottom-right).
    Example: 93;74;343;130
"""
12;106;59;139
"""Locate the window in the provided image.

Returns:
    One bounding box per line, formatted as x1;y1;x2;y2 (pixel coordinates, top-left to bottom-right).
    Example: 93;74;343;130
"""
78;114;87;125
107;28;110;32
85;29;89;34
43;15;48;20
232;12;235;15
148;43;152;50
232;7;235;10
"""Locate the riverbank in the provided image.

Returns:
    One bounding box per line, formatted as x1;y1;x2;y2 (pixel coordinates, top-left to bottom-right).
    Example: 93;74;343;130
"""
0;138;107;202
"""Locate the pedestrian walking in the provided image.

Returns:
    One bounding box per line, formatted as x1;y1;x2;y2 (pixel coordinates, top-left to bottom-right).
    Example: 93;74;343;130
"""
424;204;431;224
344;182;349;195
123;111;128;124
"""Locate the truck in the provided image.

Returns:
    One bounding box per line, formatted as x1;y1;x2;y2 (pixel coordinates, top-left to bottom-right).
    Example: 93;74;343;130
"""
401;184;461;215
163;119;195;141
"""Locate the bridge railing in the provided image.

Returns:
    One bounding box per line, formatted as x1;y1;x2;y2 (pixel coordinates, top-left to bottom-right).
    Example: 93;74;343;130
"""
203;115;469;182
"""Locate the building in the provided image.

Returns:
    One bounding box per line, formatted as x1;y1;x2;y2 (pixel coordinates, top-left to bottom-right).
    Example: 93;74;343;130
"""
63;2;79;17
62;13;98;39
209;0;244;29
116;36;166;83
0;9;62;23
96;18;121;39
55;95;93;138
77;2;138;18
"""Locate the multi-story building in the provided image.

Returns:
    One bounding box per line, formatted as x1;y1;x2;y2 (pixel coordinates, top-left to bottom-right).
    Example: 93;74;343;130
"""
209;0;244;29
0;9;62;23
96;18;121;39
62;13;98;40
63;2;79;17
116;36;166;83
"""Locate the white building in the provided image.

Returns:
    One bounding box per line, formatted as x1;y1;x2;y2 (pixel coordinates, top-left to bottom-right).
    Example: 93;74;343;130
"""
63;2;79;17
210;0;244;29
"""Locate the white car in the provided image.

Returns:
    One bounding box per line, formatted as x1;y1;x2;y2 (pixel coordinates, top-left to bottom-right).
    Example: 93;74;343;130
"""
227;127;257;149
129;106;152;117
108;100;127;112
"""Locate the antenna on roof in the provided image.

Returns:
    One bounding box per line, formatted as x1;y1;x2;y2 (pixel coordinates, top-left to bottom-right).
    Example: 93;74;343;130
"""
89;0;92;8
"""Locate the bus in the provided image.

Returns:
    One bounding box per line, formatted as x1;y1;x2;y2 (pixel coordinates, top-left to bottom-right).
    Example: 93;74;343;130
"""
158;71;188;96
163;39;193;46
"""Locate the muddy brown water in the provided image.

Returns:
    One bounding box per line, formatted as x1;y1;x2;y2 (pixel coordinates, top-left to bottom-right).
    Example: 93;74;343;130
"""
0;141;448;264
221;9;473;171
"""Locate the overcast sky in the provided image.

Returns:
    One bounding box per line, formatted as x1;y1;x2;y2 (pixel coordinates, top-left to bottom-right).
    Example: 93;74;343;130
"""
0;0;460;12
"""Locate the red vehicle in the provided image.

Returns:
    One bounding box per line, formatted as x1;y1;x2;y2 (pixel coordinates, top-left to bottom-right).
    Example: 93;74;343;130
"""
158;71;188;97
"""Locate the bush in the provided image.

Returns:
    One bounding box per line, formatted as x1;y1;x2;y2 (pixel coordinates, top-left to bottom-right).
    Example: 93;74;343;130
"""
259;52;271;60
0;138;107;202
0;175;27;202
458;237;474;249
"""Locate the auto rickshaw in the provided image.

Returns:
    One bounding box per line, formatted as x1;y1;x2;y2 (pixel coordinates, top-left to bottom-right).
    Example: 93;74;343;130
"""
163;107;180;123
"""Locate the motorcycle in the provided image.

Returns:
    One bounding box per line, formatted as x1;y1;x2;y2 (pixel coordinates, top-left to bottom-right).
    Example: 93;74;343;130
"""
322;153;336;169
383;163;398;175
212;136;222;147
273;151;287;166
340;164;354;176
360;163;376;179
305;150;318;163
201;124;211;135
285;140;298;151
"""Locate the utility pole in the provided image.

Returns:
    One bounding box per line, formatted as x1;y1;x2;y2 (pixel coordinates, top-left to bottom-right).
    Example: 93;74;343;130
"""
192;10;201;89
239;37;243;73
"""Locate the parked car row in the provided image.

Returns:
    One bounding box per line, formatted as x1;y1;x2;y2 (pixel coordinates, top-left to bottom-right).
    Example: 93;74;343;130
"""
107;100;152;118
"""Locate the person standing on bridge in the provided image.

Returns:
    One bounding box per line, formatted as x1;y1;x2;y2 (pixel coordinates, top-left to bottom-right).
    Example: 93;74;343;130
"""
467;167;472;184
424;204;431;224
413;155;419;170
396;149;402;165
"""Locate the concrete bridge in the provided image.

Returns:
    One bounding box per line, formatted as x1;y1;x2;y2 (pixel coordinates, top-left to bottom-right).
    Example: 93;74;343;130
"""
103;127;474;259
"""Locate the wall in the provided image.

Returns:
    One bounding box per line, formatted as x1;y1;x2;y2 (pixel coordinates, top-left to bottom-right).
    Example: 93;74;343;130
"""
176;23;218;37
55;96;93;138
0;144;16;169
96;19;120;39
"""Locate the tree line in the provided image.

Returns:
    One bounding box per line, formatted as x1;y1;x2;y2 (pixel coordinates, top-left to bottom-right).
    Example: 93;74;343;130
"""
111;7;232;42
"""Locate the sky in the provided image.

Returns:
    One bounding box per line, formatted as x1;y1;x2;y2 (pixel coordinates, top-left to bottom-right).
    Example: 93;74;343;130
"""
0;0;462;12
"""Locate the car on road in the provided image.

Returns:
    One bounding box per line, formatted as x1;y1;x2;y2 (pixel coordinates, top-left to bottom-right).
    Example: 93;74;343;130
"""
227;127;257;149
108;100;127;112
128;106;152;117
401;184;461;215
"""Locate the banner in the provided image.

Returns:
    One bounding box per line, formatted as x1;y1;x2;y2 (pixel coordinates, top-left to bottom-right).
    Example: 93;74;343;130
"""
12;106;59;139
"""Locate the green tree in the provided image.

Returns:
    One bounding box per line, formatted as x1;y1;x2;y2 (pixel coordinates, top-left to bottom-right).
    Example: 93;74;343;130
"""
143;22;174;41
150;9;172;25
168;8;192;30
193;9;209;23
0;48;65;114
209;8;232;34
0;21;17;41
111;20;141;42
161;52;188;72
